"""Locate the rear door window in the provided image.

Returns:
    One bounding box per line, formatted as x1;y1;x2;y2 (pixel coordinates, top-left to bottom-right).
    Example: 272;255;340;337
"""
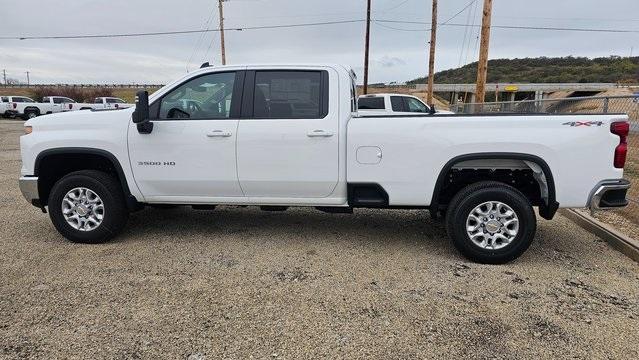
252;71;325;119
358;97;385;110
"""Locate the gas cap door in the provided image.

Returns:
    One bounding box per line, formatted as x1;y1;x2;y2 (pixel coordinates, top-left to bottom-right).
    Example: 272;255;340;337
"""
356;146;382;165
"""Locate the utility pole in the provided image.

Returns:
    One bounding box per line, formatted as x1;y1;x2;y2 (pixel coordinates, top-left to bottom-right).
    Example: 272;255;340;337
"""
474;0;493;109
2;69;6;85
363;0;371;94
25;71;30;86
218;0;227;65
426;0;437;105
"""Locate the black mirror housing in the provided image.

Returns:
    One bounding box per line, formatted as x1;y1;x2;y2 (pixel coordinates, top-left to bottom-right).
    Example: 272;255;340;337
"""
132;90;149;123
132;90;153;134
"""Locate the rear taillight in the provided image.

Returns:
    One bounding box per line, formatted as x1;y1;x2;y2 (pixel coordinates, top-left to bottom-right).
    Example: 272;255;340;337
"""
611;121;629;169
12;102;17;109
68;103;73;109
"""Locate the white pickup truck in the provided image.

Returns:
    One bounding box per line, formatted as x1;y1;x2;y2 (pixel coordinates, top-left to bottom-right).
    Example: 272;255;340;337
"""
10;96;75;119
19;64;631;263
358;93;454;115
1;96;36;118
64;97;133;112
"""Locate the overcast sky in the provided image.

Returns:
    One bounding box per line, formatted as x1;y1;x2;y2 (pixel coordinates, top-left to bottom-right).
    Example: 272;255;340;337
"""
1;0;638;84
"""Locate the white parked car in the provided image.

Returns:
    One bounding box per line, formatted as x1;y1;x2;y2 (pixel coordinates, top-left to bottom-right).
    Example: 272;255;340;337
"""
1;95;35;118
64;97;133;112
94;97;133;110
19;64;630;264
358;93;454;115
8;96;73;119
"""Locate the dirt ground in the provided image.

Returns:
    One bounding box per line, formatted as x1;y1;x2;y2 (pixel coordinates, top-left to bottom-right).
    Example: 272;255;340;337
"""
1;119;638;359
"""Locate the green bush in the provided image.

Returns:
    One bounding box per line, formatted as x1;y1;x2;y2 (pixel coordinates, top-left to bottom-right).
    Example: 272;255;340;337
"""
409;56;639;84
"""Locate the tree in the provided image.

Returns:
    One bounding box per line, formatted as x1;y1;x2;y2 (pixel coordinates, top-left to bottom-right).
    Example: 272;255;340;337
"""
5;78;23;85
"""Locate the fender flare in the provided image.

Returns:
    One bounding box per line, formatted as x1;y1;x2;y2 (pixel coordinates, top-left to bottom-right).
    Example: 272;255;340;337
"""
34;147;138;209
23;106;41;114
430;152;559;220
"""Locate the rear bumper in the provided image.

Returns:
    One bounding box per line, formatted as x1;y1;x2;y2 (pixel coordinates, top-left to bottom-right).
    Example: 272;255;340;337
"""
19;176;40;207
588;179;630;212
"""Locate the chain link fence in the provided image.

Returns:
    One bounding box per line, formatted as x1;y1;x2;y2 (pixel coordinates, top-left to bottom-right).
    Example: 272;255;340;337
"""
451;94;639;224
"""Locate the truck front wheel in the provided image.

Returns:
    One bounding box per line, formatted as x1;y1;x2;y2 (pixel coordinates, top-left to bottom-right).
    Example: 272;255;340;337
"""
48;170;129;244
445;181;536;264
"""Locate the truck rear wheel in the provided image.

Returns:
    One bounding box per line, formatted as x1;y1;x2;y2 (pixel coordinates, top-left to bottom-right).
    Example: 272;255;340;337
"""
23;110;38;120
48;170;129;244
445;181;536;264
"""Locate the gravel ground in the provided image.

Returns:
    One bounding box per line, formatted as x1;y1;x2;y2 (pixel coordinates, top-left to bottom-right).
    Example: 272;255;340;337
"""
590;209;639;241
1;119;638;359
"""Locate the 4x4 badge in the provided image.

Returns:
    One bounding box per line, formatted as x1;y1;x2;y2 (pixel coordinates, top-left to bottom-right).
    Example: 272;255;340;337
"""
562;121;604;127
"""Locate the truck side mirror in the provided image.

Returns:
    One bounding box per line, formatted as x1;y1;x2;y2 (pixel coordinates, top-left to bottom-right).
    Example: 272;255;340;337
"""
132;91;149;123
132;90;153;134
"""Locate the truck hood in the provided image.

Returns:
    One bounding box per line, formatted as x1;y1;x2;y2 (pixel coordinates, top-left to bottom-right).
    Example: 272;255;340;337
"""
25;107;134;130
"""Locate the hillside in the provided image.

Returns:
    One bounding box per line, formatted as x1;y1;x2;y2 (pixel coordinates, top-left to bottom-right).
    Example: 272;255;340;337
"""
409;56;639;84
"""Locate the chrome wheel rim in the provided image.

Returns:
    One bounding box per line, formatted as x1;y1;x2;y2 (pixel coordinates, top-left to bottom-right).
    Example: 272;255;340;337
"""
466;201;519;250
62;187;105;231
28;112;37;118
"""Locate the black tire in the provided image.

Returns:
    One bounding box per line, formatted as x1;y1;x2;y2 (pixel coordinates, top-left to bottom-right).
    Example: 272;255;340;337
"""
48;170;129;244
22;110;38;120
445;181;536;264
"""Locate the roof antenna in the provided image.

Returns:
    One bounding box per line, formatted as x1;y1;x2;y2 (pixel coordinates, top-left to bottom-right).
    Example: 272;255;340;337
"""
200;62;211;69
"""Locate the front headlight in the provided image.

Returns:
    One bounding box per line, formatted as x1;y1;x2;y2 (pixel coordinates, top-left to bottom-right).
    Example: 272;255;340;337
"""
24;126;32;135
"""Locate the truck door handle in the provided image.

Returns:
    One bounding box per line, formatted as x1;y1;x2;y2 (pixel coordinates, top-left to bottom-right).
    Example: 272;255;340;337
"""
307;130;334;137
206;130;232;138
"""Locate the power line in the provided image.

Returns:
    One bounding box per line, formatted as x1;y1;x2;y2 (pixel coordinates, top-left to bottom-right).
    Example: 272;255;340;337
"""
186;3;217;72
375;19;639;33
499;15;639;23
2;19;638;40
373;21;427;32
464;0;481;103
370;13;639;23
440;0;476;25
382;0;412;13
371;0;476;32
457;0;474;67
0;20;366;40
